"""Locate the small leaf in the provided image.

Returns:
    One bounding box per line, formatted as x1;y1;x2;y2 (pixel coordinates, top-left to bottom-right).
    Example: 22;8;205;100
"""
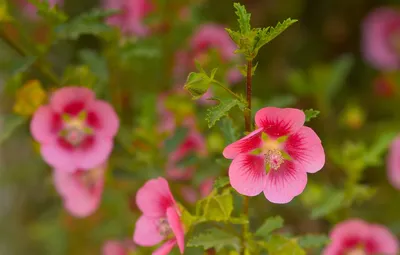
196;189;233;222
213;176;230;189
206;98;246;128
304;109;320;122
233;3;251;35
28;0;67;24
255;216;284;238
218;117;238;145
188;228;240;252
0;114;26;145
364;131;397;167
267;235;306;255
184;72;213;99
164;127;189;154
298;234;330;249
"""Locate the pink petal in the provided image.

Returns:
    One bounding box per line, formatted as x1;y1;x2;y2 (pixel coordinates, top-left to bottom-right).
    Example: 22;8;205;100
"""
330;219;370;241
228;154;267;196
133;216;164;246
30;106;59;143
152;239;177;255
136;178;176;217
41;143;77;172
74;136;114;170
255;107;305;138
284;126;325;173
223;128;263;159
86;100;119;137
102;240;127;255
263;161;307;204
388;136;400;189
50;86;95;113
368;224;399;254
166;207;185;254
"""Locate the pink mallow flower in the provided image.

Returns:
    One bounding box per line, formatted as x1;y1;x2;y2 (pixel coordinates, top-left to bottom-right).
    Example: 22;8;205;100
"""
388;136;400;190
133;178;185;255
323;219;399;255
103;0;154;36
102;239;136;255
53;163;106;218
222;107;325;204
30;87;119;172
362;7;400;70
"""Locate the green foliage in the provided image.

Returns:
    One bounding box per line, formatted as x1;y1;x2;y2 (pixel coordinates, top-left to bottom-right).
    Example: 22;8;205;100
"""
298;234;330;249
218;117;238;145
9;56;37;76
55;9;118;40
164;127;189;153
255;216;284;238
233;3;251;35
265;235;306;255
187;228;240;252
61;65;97;88
310;189;345;219
0;114;26;145
28;0;67;24
184;68;217;99
325;54;354;101
213;176;230;189
196;189;233;222
206;98;246;128
0;0;12;21
304;109;320;122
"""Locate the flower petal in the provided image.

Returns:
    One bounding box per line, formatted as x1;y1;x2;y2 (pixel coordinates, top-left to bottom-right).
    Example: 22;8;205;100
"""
166;207;185;254
284;126;325;173
136;178;176;217
30;106;61;143
330;219;370;241
41;143;76;172
50;86;95;113
368;224;399;254
102;240;127;255
228;154;266;196
133;216;164;246
74;136;114;170
152;239;177;255
86;101;119;137
255;107;305;137
223;128;263;159
263;161;307;204
387;136;400;189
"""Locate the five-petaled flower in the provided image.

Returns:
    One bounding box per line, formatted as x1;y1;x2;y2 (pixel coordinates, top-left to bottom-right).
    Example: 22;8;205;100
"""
30;87;119;172
133;177;185;255
53;163;106;218
223;107;325;203
323;219;399;255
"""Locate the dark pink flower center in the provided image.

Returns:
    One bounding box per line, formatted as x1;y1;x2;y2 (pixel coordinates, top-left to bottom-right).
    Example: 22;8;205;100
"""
157;218;172;237
59;111;93;147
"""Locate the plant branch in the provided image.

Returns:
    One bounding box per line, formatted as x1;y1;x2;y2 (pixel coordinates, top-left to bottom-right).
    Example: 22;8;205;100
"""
213;80;243;101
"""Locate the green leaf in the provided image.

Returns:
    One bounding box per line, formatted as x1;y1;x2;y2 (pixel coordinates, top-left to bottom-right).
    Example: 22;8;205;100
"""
255;216;284;238
0;114;26;145
8;56;37;76
298;234;330;249
233;3;251;35
178;203;196;230
55;8;118;40
311;190;345;219
325;54;354;101
266;235;306;255
364;131;397;167
187;228;240;252
28;0;67;24
206;98;246;128
196;189;233;221
218;117;238;145
213;176;230;189
184;72;213;99
304;109;320;122
164;127;189;153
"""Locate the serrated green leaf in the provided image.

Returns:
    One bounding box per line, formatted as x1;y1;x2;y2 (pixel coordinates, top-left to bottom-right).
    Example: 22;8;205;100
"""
213;176;230;189
255;216;284;238
164;127;189;153
188;228;240;252
233;3;251;35
0;114;26;145
311;190;345;219
206;99;246;128
304;109;320;122
196;189;233;221
298;234;330;249
267;235;306;255
218;117;238;145
184;72;212;99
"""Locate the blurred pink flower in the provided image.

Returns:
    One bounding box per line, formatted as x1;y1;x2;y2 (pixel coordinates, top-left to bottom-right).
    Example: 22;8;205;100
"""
223;107;325;204
323;219;399;255
17;0;63;20
388;136;400;189
133;178;185;255
102;239;136;255
362;7;400;70
103;0;154;36
181;177;214;204
30;87;119;172
166;129;207;181
53;163;106;218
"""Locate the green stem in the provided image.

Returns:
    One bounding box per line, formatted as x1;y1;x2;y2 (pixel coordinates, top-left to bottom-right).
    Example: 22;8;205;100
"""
0;27;60;86
213;80;243;101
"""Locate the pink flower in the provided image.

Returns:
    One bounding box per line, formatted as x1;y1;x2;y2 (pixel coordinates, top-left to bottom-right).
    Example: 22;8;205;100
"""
166;129;207;180
362;7;400;70
53;163;106;217
181;177;214;204
323;219;399;255
388;136;400;189
30;87;119;172
222;107;325;204
102;239;136;255
103;0;154;36
133;178;185;255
